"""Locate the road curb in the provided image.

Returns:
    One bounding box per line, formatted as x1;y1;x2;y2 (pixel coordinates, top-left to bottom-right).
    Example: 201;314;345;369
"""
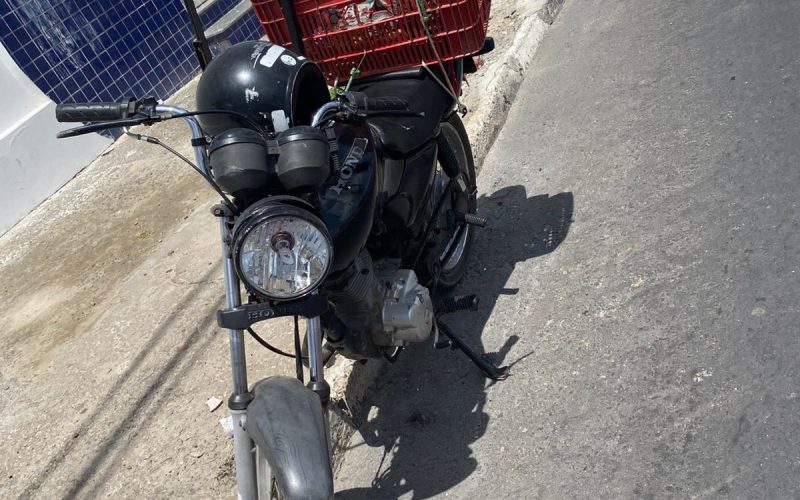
327;357;386;472
465;0;564;171
327;0;565;475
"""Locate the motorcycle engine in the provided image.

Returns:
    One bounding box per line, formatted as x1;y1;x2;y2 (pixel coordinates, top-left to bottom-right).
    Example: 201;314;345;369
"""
326;250;434;354
376;265;434;344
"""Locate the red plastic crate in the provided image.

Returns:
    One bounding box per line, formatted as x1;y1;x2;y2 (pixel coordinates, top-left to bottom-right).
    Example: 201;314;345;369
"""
251;0;491;82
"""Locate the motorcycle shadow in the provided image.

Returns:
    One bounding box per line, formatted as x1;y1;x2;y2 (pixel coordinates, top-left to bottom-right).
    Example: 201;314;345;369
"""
335;185;574;499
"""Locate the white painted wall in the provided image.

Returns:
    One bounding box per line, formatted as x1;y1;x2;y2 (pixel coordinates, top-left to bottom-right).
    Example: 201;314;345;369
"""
0;42;111;235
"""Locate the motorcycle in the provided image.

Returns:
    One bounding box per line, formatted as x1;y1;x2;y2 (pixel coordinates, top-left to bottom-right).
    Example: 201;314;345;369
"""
55;38;505;499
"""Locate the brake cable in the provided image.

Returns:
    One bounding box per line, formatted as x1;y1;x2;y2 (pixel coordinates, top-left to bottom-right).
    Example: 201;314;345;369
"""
293;315;305;382
247;325;308;361
125;129;238;214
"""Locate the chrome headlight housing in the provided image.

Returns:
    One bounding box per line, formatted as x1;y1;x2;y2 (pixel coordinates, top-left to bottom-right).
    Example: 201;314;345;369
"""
232;199;333;301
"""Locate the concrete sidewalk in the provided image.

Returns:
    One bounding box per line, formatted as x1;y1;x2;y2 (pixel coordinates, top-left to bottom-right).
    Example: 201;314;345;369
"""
0;2;562;496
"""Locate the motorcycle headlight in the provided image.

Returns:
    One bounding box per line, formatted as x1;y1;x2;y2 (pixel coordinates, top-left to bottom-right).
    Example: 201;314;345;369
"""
232;199;332;300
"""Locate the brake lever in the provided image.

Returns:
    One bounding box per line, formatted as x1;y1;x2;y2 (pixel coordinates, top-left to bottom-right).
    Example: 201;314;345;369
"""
56;116;160;139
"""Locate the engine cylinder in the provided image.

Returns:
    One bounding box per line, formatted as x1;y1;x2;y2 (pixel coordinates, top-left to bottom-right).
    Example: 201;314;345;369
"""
325;250;384;358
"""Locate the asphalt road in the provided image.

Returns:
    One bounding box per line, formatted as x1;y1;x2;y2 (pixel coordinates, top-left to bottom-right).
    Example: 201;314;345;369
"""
335;0;800;497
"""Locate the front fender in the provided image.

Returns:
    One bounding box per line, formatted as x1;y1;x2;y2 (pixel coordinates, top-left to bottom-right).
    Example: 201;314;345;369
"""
246;377;333;500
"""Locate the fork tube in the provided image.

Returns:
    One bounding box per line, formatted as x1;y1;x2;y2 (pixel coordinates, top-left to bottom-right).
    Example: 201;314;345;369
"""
219;217;248;395
231;408;256;500
307;314;332;461
219;217;256;499
305;315;330;407
306;316;324;382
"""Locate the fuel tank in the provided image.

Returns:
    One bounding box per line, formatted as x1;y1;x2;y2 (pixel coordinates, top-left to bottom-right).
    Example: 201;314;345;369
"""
317;123;378;273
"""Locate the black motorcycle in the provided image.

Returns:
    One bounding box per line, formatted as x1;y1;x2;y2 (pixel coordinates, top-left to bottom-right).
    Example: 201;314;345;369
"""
55;40;506;499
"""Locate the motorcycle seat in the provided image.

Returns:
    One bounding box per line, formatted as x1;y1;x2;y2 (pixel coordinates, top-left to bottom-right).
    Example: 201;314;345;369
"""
352;75;452;157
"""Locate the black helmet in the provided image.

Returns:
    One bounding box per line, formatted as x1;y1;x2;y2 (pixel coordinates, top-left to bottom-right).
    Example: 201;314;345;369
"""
196;41;330;136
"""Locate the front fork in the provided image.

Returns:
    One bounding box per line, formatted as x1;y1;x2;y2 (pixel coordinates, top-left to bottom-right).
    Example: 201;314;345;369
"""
218;216;257;499
218;216;330;500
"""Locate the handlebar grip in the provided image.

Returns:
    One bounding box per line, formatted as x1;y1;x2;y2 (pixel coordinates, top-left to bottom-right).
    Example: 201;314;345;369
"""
364;96;409;112
55;100;134;122
341;92;410;114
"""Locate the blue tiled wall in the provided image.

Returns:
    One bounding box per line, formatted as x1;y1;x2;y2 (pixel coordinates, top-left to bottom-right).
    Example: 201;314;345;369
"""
201;0;241;23
220;6;264;53
0;0;263;104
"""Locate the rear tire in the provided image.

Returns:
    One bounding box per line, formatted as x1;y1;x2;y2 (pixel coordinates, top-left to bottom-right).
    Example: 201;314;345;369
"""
433;113;477;290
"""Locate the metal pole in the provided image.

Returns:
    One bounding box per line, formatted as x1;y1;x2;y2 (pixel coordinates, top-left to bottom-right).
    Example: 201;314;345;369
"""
181;0;213;69
279;0;306;55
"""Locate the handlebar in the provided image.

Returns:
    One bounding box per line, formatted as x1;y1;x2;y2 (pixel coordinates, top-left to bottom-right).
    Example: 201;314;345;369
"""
54;101;210;179
55;99;137;122
310;92;414;127
54;97;266;139
55;97;162;138
55;100;236;211
56;93;415;137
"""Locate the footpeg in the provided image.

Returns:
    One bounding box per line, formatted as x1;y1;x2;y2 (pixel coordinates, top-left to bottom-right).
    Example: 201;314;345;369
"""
456;212;487;227
436;294;479;314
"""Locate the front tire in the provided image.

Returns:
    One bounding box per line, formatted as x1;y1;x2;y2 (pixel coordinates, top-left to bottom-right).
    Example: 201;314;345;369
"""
256;445;284;500
247;377;333;500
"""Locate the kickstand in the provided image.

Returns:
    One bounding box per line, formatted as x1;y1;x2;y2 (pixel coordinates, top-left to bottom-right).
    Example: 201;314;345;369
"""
436;319;510;381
